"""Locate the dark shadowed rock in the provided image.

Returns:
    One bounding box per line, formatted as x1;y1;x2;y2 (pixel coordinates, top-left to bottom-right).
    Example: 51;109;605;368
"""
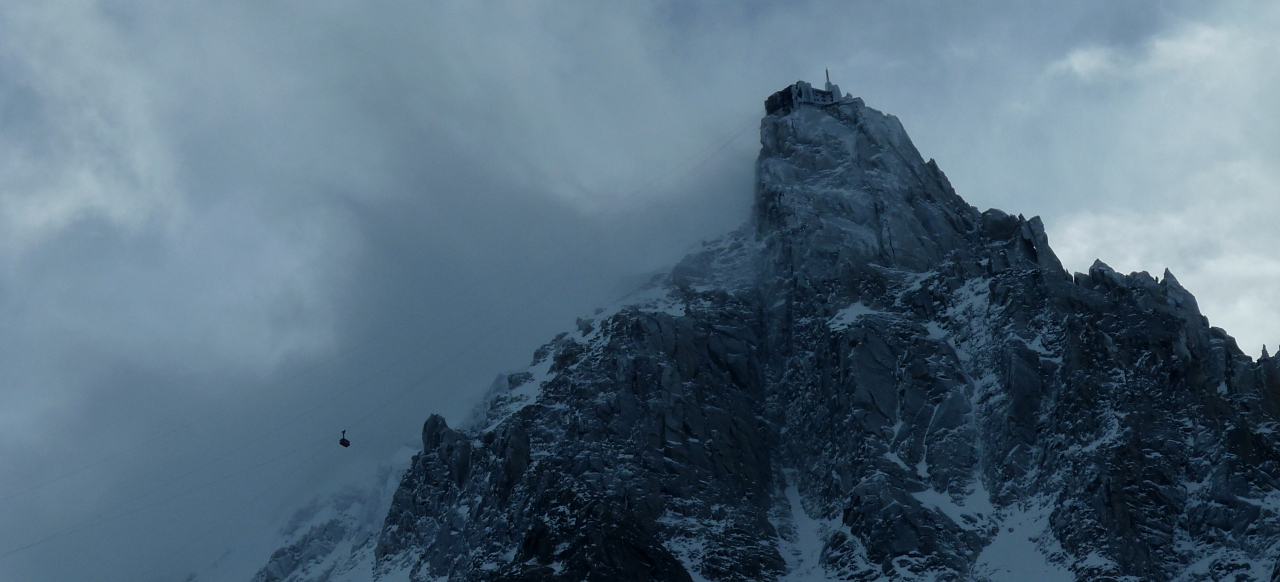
262;85;1280;582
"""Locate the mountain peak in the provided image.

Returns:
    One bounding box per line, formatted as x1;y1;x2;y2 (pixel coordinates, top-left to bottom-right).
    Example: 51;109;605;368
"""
753;87;982;273
252;87;1280;582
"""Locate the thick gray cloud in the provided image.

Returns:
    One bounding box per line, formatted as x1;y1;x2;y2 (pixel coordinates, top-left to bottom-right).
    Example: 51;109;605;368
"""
0;1;1275;581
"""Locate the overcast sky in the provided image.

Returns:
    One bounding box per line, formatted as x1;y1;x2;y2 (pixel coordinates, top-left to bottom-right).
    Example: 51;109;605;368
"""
1;2;1277;581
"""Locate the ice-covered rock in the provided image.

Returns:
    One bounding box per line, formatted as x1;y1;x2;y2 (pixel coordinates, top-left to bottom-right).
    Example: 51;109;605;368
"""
258;86;1280;581
247;456;411;582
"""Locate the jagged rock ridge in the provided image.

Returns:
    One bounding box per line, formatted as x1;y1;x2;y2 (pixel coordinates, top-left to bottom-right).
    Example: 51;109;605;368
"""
258;87;1280;582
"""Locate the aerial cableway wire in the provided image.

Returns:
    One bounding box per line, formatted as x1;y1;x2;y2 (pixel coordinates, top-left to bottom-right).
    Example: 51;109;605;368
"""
0;340;431;560
0;111;758;509
135;445;330;582
344;115;760;431
0;437;328;559
0;341;369;506
0;111;759;566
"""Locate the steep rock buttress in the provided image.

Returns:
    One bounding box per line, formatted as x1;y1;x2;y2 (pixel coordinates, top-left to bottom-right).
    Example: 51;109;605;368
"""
257;86;1280;582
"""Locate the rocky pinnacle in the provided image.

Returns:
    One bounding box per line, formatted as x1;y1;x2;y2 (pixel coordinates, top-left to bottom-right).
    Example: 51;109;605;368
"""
257;92;1280;582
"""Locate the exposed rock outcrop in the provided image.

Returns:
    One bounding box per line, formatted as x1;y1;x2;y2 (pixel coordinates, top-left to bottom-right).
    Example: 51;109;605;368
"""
266;91;1280;581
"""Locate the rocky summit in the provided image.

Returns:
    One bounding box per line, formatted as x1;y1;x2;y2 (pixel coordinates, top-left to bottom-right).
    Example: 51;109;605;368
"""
254;85;1280;581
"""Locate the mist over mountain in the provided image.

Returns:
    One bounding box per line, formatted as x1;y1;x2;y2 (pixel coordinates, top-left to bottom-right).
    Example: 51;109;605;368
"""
235;83;1280;582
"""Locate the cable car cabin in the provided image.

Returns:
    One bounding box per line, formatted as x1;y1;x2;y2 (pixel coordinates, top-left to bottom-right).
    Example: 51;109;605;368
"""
339;430;350;448
764;77;852;115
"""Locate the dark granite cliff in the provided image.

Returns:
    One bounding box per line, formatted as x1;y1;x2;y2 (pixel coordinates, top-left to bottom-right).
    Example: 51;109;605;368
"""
256;90;1280;582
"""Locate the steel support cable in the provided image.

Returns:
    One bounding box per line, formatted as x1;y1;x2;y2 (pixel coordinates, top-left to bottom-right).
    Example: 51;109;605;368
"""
0;360;396;556
0;111;759;563
0;437;328;559
134;445;330;582
600;114;759;207
146;111;759;464
0;339;372;506
344;115;759;431
0;113;758;508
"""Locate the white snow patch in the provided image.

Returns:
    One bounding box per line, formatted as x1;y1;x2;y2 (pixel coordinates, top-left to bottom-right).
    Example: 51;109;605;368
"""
1242;489;1280;514
639;294;687;317
778;472;847;581
925;322;947;340
607;281;687;318
888;419;904;441
896;269;936;295
1183;476;1209;494
1077;410;1124;454
1027;333;1062;363
1177;545;1276;581
828;301;883;330
482;356;554;432
663;535;713;582
939;278;997;370
883;451;911;471
375;565;415;582
972;501;1073;582
1078;551;1114;569
910;479;994;532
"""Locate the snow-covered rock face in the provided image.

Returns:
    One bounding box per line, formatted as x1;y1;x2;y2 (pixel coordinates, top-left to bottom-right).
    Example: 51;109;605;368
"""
754;102;981;275
263;97;1280;581
249;460;409;582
